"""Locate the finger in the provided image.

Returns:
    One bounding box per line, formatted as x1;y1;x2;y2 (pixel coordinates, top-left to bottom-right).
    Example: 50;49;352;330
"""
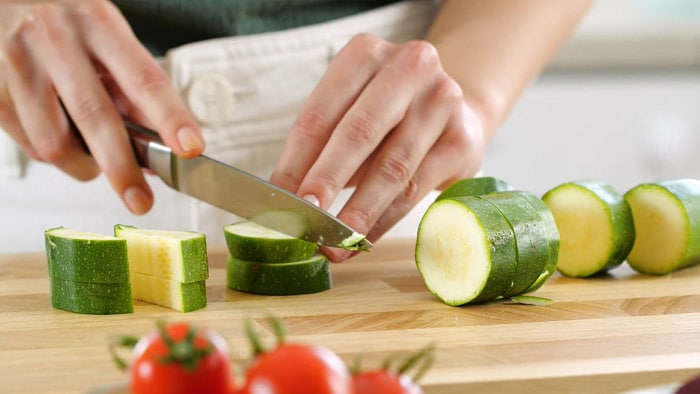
74;1;204;158
295;41;445;209
322;80;464;262
3;23;98;178
21;6;152;214
0;84;38;159
270;34;391;194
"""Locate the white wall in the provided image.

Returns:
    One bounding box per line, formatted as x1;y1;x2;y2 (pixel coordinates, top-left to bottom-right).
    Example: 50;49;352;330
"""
482;71;700;197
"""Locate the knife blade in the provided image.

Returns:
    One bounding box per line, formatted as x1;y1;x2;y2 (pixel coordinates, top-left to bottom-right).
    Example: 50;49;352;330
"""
123;121;371;250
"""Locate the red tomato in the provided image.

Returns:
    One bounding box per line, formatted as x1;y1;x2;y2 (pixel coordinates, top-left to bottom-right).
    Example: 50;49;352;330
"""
130;322;232;394
241;343;353;394
352;371;424;394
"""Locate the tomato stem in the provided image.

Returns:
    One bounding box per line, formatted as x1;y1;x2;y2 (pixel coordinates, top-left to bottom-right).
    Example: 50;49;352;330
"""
156;320;213;372
109;335;140;371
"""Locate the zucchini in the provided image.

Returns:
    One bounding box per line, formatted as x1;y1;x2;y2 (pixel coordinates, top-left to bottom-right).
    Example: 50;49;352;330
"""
114;225;208;283
49;277;133;315
44;227;129;283
224;221;318;263
624;179;700;275
542;180;635;278
226;255;332;295
130;272;207;312
519;192;560;293
415;196;517;306
480;191;556;296
436;176;511;201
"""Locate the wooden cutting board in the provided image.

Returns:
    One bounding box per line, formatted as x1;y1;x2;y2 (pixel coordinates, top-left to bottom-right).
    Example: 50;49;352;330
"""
1;238;699;394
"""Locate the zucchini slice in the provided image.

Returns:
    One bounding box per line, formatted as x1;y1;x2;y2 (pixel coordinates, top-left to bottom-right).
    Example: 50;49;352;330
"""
436;176;511;201
224;221;318;263
415;196;517;306
114;225;208;283
480;191;556;296
543;180;635;278
226;254;331;295
44;227;129;283
624;179;700;275
49;277;133;315
130;272;207;312
520;192;561;293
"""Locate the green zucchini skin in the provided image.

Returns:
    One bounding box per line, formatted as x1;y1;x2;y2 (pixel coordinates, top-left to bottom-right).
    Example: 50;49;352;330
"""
50;277;133;315
625;179;700;274
436;177;512;201
480;191;554;296
519;192;560;293
226;255;331;296
224;221;318;263
44;227;130;284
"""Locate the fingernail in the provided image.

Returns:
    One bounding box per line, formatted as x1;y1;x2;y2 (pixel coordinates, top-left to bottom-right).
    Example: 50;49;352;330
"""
123;185;152;214
177;126;204;153
302;194;320;207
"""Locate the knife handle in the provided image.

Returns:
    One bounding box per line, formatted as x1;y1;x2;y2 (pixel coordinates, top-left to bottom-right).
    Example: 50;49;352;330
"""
65;106;176;187
123;121;177;187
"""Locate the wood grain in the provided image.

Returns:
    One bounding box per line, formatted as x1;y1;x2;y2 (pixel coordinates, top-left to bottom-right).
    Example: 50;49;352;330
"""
1;239;699;394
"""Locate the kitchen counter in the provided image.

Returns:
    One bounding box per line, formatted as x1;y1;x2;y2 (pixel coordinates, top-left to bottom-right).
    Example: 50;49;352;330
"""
1;239;699;393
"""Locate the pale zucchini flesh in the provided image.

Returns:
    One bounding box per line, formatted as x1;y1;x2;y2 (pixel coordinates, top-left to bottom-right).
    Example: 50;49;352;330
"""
543;181;634;278
415;197;517;306
130;272;206;312
114;225;208;283
625;179;700;274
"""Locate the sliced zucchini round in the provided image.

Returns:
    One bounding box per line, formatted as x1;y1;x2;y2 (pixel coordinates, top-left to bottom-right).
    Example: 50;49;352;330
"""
415;196;517;306
519;192;560;293
49;277;133;315
436;177;511;201
114;224;209;283
130;272;207;312
624;179;700;275
224;221;318;263
226;254;331;295
44;227;130;284
543;180;635;278
480;191;555;296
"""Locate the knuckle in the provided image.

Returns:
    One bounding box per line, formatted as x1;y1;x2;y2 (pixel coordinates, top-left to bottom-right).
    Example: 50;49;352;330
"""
342;34;386;63
311;172;342;195
343;205;375;234
70;96;111;125
397;40;439;73
377;147;413;187
34;135;69;163
346;110;379;145
434;76;464;105
130;64;170;93
291;107;330;142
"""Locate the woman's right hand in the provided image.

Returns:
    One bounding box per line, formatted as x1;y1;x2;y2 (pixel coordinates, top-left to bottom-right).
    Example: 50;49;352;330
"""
0;0;204;214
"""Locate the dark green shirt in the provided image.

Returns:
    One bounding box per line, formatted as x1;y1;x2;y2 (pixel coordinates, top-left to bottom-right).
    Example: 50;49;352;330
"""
112;0;400;55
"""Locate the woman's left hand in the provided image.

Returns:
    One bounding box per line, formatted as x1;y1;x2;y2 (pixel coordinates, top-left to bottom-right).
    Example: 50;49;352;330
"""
270;34;486;261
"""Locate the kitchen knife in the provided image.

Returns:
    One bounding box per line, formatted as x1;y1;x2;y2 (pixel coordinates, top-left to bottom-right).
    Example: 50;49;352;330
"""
75;119;372;251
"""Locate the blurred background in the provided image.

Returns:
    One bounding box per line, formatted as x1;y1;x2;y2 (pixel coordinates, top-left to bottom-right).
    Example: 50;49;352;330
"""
483;0;700;194
3;0;700;253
